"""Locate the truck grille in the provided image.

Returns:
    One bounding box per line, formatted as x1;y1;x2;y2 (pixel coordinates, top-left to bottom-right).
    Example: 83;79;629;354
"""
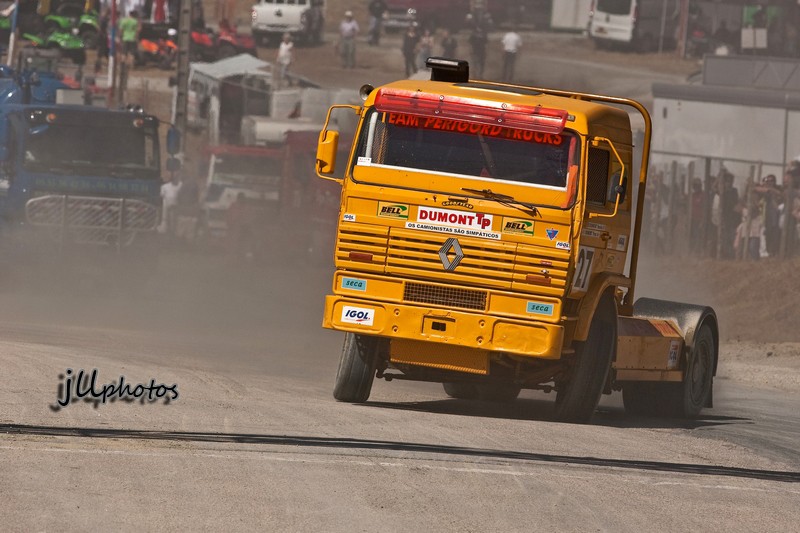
387;227;570;296
26;195;158;246
335;223;571;297
404;282;487;311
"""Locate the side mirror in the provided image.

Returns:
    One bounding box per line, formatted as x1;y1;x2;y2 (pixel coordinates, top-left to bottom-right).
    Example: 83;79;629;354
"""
166;126;181;155
166;157;181;172
316;129;339;177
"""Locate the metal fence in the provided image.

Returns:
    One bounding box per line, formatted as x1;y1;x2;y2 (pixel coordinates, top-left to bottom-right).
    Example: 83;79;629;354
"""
644;157;800;260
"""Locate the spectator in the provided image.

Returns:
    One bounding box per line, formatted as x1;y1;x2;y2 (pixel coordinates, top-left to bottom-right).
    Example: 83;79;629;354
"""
501;27;522;82
94;7;110;74
402;24;419;77
216;0;235;24
755;174;782;257
368;0;387;45
440;28;457;58
338;10;359;69
689;178;706;255
735;195;763;260
417;28;434;70
276;33;294;88
159;173;182;236
789;169;800;256
719;171;741;259
469;26;487;79
119;9;140;66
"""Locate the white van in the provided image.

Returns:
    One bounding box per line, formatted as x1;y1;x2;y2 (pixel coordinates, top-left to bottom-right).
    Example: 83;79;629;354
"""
588;0;679;52
251;0;325;46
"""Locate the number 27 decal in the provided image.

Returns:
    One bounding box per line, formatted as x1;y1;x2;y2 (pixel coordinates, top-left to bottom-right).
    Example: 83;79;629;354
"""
572;246;595;292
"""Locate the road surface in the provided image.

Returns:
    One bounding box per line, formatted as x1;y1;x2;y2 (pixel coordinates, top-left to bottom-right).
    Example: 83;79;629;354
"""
0;252;798;531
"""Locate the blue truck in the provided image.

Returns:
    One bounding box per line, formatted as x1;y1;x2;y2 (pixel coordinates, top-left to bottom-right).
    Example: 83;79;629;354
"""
0;103;165;274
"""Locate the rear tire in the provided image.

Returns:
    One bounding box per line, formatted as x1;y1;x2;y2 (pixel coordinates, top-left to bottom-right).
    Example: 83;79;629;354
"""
675;322;715;417
477;383;521;403
442;382;479;400
622;321;715;418
553;290;617;423
333;333;382;403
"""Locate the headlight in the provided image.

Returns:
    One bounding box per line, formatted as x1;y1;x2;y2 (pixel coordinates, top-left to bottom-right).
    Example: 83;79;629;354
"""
72;27;79;36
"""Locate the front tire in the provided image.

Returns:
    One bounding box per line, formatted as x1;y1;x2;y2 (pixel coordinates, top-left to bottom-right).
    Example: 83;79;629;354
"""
553;290;617;423
333;333;382;403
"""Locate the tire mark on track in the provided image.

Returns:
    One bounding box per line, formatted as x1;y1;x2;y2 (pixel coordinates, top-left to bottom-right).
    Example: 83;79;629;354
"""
3;423;800;483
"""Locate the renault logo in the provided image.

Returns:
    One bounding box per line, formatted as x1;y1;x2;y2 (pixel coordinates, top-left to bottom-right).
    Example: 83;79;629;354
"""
438;238;464;271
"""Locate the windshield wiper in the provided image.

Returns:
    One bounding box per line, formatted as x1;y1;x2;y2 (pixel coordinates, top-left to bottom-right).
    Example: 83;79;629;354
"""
461;188;542;218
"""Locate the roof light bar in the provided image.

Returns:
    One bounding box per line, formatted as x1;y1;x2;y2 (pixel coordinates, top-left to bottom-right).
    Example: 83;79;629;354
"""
374;88;568;134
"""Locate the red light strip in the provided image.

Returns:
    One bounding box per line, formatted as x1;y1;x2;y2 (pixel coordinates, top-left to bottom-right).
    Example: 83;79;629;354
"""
374;88;568;134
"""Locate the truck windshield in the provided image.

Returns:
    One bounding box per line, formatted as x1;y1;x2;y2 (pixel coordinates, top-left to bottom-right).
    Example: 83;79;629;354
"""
353;109;579;198
23;123;159;178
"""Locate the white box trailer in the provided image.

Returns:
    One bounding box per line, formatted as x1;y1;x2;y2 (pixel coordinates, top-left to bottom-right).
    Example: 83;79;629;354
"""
651;55;800;180
550;0;592;31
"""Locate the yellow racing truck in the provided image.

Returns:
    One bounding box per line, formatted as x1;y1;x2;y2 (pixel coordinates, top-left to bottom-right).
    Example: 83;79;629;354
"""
315;58;718;423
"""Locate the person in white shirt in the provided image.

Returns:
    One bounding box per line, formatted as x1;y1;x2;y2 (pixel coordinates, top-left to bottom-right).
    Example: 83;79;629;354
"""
501;29;522;82
276;33;294;88
338;10;359;68
159;174;182;235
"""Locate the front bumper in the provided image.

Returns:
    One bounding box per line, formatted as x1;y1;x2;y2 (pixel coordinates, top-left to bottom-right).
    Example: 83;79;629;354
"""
323;293;564;360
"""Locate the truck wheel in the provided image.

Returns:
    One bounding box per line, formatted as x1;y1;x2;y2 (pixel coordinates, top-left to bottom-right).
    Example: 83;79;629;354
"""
623;321;715;418
661;321;715;418
333;333;381;403
442;382;478;400
553;290;617;423
477;383;521;403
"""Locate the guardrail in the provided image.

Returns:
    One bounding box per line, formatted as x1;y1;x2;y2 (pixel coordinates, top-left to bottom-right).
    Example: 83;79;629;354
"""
25;195;159;251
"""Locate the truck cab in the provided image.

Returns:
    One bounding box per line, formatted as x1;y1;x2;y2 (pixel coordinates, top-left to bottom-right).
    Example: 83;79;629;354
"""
316;59;718;423
0;104;162;265
201;144;285;242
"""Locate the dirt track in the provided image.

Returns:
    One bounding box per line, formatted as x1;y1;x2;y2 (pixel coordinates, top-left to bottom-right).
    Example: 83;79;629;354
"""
1;250;799;531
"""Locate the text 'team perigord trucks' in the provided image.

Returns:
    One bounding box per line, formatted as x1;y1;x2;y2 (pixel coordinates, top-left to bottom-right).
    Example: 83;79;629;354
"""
315;58;718;423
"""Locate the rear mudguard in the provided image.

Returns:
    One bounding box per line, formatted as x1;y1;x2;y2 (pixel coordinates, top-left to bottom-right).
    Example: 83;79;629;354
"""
633;297;719;406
